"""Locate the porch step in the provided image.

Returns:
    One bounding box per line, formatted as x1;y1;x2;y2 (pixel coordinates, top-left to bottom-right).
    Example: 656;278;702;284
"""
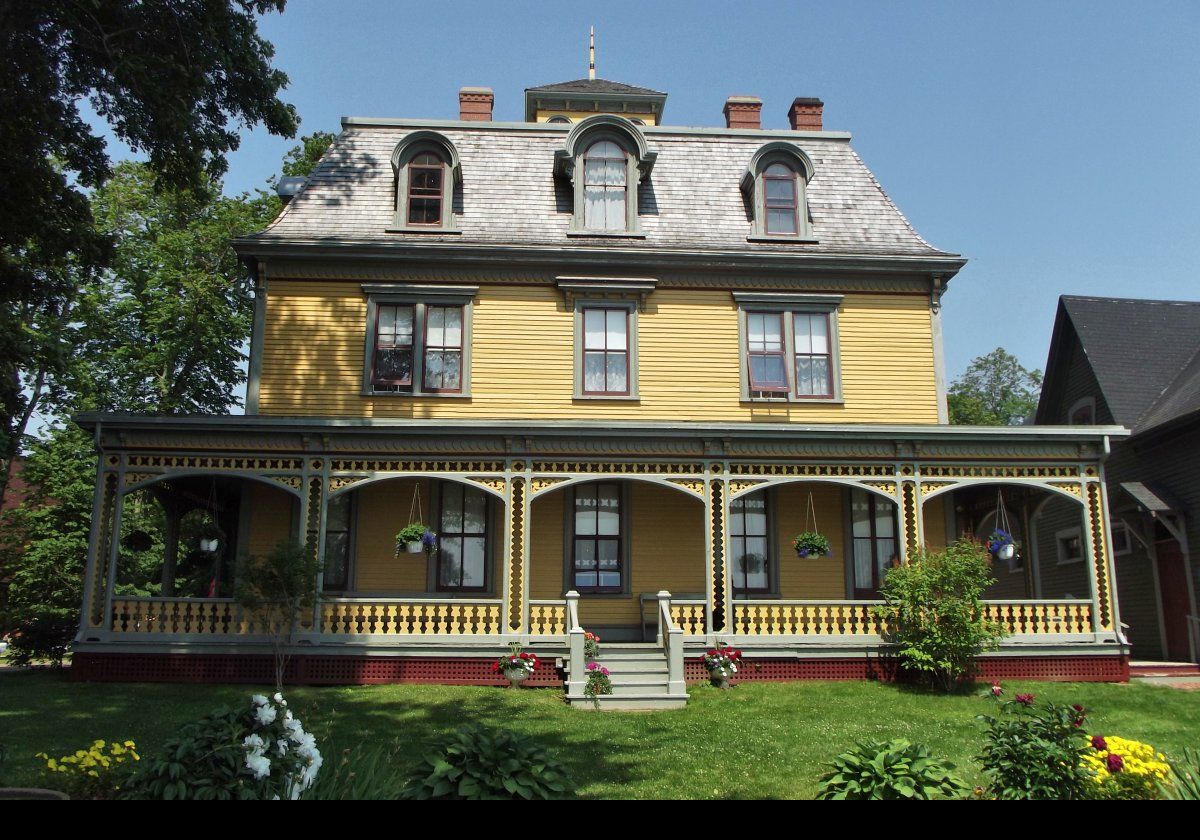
565;644;687;710
572;694;688;711
1130;661;1200;678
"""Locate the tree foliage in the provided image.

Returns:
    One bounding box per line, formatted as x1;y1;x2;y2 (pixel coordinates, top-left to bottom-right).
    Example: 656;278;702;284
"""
234;542;321;689
1;0;296;484
948;348;1042;426
874;539;1008;691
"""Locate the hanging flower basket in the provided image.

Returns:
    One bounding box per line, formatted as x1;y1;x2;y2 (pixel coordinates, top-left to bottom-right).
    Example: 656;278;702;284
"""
122;530;153;552
197;523;224;554
395;523;434;556
986;529;1016;561
792;531;832;559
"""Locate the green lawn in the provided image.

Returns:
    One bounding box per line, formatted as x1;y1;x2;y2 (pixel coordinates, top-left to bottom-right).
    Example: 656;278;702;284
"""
1;669;1197;798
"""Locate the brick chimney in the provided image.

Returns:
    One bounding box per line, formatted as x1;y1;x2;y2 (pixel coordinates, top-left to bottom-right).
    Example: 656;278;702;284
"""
723;96;762;130
458;87;494;121
788;97;824;131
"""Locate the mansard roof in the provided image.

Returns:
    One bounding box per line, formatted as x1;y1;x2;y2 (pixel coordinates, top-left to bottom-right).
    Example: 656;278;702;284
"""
243;118;959;266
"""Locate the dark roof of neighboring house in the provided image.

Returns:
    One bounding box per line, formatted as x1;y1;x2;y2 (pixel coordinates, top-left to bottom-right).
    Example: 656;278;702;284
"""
525;78;666;96
1038;295;1200;436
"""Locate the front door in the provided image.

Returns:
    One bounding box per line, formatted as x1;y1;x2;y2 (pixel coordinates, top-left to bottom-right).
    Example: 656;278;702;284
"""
1156;538;1194;662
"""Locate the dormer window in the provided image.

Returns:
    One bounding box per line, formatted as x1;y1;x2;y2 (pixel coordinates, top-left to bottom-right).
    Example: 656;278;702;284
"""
390;131;461;233
763;163;799;235
742;142;816;242
583;140;628;231
406;152;445;226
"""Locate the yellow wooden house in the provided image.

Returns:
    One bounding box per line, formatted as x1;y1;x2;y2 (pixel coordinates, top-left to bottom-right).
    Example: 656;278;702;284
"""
72;75;1130;705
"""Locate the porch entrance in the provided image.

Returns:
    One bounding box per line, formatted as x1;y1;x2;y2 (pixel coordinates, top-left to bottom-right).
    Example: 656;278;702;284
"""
1156;538;1194;662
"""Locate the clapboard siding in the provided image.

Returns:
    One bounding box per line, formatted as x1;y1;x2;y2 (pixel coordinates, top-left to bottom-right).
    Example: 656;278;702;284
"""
774;483;848;599
257;280;940;422
244;483;296;559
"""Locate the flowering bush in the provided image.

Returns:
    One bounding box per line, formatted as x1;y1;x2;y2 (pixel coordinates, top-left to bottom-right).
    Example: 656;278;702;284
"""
583;661;612;699
792;531;832;558
583;630;601;659
494;642;538;677
122;693;321;800
1083;735;1171;800
37;739;139;799
701;646;742;682
977;696;1091;800
985;528;1015;556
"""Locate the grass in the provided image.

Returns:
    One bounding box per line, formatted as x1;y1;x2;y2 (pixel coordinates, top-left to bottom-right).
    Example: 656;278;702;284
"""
1;669;1197;798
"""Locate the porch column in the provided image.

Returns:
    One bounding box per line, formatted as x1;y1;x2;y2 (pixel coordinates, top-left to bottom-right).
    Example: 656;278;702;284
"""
78;461;119;635
504;475;528;634
706;474;727;634
160;508;181;597
900;479;919;563
1083;477;1119;635
299;467;325;633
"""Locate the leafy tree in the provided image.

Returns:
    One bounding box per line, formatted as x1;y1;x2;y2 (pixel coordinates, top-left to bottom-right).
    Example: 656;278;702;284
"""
234;542;321;690
873;539;1007;692
948;348;1042;426
1;0;297;495
279;131;337;179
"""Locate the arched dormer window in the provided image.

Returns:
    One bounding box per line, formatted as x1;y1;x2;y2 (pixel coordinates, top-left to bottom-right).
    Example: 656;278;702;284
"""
741;142;815;241
554;114;656;236
390;131;462;233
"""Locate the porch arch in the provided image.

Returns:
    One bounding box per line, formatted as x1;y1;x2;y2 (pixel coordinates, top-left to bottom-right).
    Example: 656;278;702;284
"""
122;470;304;500
328;472;506;501
727;475;900;504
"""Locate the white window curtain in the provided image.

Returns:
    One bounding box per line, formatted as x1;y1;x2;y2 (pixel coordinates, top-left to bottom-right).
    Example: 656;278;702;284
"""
583;140;627;230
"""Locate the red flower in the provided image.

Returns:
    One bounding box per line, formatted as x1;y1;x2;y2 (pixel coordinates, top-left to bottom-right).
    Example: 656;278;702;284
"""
1071;704;1087;727
1106;753;1124;773
1015;693;1035;706
519;652;529;659
990;682;1003;697
1091;735;1108;752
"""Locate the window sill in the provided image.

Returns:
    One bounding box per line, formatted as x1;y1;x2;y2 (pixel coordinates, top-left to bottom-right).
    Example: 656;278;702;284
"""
385;225;462;235
747;235;819;244
741;397;845;406
363;389;473;399
573;394;641;402
566;230;646;240
567;591;632;599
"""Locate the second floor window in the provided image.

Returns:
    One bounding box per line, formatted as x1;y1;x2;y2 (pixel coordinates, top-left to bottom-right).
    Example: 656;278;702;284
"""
422;305;464;393
372;305;415;387
406;152;445;226
747;312;789;394
364;289;474;397
738;299;841;402
793;313;832;397
583;140;627;230
582;307;629;395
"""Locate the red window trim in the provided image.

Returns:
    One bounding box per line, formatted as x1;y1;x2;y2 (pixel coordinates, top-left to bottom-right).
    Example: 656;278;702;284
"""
435;483;490;593
730;493;772;596
572;483;623;594
406;155;445;227
370;303;415;388
746;310;790;393
763;163;800;236
793;311;835;399
580;306;630;396
420;304;464;394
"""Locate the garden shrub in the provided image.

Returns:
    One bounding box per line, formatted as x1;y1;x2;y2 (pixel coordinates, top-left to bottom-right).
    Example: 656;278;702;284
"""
977;696;1090;800
816;739;968;800
122;693;321;800
36;739;140;799
400;725;574;800
874;539;1007;691
303;742;405;800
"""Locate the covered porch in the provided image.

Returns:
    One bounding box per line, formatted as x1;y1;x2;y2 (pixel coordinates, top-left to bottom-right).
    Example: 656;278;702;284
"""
73;416;1130;683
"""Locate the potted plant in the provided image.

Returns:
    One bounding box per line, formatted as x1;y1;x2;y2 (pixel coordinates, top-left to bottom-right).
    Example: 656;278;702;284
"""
494;642;538;688
395;523;431;556
583;661;612;699
793;531;832;559
986;528;1016;562
197;523;224;554
700;645;743;689
583;631;601;660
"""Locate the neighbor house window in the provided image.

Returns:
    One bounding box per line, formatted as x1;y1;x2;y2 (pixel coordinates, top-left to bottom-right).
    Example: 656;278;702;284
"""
1069;396;1095;425
422;305;464;393
736;294;842;402
572;483;622;592
850;488;898;599
730;492;770;595
583;140;628;231
322;493;353;592
362;285;476;397
406;151;445;226
746;312;789;394
793;313;832;397
581;307;629;395
1057;528;1084;564
763;162;799;235
1110;519;1132;556
437;484;489;591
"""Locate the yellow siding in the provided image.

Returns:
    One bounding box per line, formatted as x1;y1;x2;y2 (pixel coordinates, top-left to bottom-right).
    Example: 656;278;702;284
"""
258;281;939;423
351;478;432;593
773;483;847;599
922;495;949;551
535;109;658;125
244;482;296;558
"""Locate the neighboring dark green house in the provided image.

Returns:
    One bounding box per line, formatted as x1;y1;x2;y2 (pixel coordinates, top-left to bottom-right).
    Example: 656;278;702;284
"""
1037;296;1200;662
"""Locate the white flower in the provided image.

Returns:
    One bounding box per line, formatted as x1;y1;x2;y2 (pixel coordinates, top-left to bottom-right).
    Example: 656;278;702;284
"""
243;733;266;753
254;703;278;726
250;694;269;707
245;752;272;780
272;692;286;705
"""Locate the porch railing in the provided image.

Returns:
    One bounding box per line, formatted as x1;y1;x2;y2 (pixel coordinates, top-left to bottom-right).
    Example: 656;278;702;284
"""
529;599;568;636
110;597;270;636
981;600;1094;636
320;598;503;635
668;600;708;635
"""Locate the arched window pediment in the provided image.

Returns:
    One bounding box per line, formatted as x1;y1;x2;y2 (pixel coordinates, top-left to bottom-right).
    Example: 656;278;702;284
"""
390;131;462;182
554;114;656;182
556;115;654;236
742;142;816;241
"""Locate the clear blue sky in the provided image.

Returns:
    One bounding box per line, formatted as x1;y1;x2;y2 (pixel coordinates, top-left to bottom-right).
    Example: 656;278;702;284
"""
108;0;1200;381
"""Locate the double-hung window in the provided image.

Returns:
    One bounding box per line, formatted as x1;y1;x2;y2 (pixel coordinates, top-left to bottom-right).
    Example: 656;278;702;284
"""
850;488;898;599
582;307;630;396
362;285;475;397
437;484;489;591
572;483;623;592
321;493;354;592
730;492;771;595
583;140;628;231
737;293;842;402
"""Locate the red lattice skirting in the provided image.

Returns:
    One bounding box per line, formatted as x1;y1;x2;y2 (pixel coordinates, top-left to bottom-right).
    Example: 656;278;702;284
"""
684;655;1129;684
70;653;562;687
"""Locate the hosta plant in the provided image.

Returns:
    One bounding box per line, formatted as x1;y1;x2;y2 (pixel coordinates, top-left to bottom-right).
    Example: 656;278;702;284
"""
816;739;968;800
400;725;574;800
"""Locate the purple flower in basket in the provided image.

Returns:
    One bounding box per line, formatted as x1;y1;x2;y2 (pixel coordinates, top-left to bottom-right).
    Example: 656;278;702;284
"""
421;530;438;550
